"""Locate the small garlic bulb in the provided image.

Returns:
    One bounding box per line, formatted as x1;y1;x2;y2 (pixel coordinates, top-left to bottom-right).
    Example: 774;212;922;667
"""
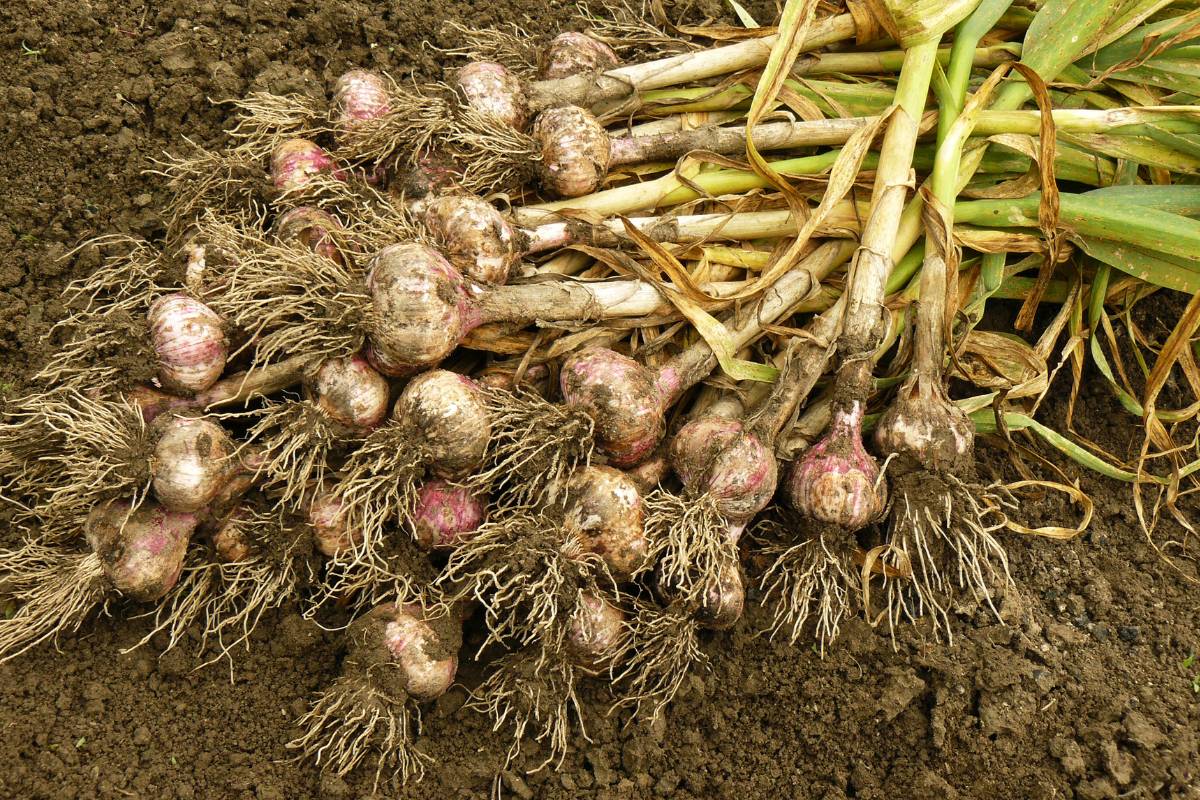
147;294;227;395
310;488;360;558
394;370;492;478
566;593;626;673
332;69;391;129
533;106;611;198
456;62;529;130
539;32;620;80
152;416;234;513
411;479;487;551
421;194;521;285
271;138;337;193
310;356;391;434
274;206;344;264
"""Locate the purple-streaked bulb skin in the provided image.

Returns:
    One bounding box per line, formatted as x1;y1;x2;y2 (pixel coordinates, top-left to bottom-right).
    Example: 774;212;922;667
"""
354;603;459;702
533;106;611;198
874;375;974;474
148;294;228;395
562;465;648;580
566;593;625;673
421;194;520;285
310;355;391;434
152;416;235;514
560;347;664;468
332;69;391;129
671;417;779;528
365;243;476;375
785;402;886;530
85;499;196;603
271;138;338;193
211;506;254;563
539;32;620;80
697;562;744;631
411;479;487;551
310;489;360;558
394;370;492;478
456;61;530;130
274;206;344;264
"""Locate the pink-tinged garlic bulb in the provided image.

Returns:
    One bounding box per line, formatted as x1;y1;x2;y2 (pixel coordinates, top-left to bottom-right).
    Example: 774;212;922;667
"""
786;402;885;530
421;194;521;285
697;561;744;631
152;416;235;513
365;243;475;375
625;449;670;494
353;603;459;702
562;465;648;579
533;106;611;198
85;499;196;602
874;375;974;473
332;69;391;129
394;370;491;478
560;347;664;467
672;416;779;528
271;138;337;193
310;489;360;558
474;362;552;397
148;294;228;395
456;61;530;130
274;206;344;264
211;506;255;563
310;356;390;434
539;32;620;80
411;479;487;551
566;593;626;673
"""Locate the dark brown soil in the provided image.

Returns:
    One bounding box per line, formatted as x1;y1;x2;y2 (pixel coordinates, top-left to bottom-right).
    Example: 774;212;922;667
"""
2;2;1198;799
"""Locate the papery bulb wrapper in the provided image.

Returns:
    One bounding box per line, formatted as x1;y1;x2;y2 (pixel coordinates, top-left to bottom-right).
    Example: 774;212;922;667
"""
786;403;885;530
421;194;520;285
274;206;344;264
394;370;491;478
310;355;390;434
366;243;474;374
271;138;337;193
333;69;391;128
672;416;779;524
566;593;625;673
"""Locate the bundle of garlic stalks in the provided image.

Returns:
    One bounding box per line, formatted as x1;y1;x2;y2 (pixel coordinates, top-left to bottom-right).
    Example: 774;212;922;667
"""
4;0;1200;788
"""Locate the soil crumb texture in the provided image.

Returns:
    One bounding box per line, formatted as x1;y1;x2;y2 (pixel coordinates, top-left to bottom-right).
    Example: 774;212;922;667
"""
1;1;1198;799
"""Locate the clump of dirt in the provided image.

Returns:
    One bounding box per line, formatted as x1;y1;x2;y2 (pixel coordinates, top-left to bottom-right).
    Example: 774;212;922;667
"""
2;2;1199;800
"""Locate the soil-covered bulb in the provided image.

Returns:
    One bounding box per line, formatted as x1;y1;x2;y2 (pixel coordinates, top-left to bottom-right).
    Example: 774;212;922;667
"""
421;194;521;285
533;106;611;198
539;32;620;80
786;402;885;530
562;464;648;579
456;61;530;130
671;416;779;527
151;416;235;514
85;499;196;602
560;347;666;467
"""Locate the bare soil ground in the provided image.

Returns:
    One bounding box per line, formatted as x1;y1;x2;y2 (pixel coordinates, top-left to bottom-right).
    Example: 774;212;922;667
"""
0;1;1197;798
